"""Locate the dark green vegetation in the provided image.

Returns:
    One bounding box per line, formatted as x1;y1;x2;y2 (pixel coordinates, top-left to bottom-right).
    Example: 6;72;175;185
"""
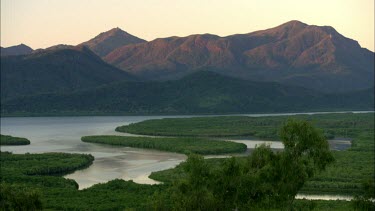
151;120;336;210
81;135;247;155
119;112;372;139
2;71;373;116
0;46;134;101
0;152;164;210
0;134;30;145
0;183;42;210
2;121;360;210
141;113;375;196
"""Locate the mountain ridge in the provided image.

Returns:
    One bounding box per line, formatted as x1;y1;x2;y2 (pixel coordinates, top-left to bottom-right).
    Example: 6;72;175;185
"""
103;20;374;92
78;27;146;57
1;44;33;56
1;46;135;101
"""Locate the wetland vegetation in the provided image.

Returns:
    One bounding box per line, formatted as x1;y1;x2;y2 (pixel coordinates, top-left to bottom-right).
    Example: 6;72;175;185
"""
1;113;374;210
123;113;375;196
81;135;247;155
0;134;30;145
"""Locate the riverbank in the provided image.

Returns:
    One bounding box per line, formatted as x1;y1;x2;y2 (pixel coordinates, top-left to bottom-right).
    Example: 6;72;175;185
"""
1;112;373;209
123;113;374;196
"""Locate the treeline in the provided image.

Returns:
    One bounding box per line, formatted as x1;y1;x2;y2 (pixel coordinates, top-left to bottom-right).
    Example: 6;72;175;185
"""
150;120;338;210
1;120;371;210
2;71;373;116
145;113;375;196
0;134;30;145
81;135;247;155
117;113;374;139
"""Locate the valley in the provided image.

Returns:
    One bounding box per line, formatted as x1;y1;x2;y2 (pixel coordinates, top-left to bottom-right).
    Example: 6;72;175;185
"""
1;13;374;210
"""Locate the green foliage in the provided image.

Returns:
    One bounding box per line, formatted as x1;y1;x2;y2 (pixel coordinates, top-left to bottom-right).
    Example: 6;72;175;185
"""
152;120;335;210
118;113;374;139
280;119;334;172
148;113;374;196
0;152;162;210
0;183;42;210
0;152;94;188
1;113;373;209
0;134;30;145
81;135;247;155
351;196;375;210
1;47;133;101
42;179;162;210
2;71;373;115
152;155;217;211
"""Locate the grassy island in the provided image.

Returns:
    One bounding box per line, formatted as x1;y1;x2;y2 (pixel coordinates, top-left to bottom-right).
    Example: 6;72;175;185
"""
0;152;161;210
116;113;373;139
0;134;31;145
81;135;247;155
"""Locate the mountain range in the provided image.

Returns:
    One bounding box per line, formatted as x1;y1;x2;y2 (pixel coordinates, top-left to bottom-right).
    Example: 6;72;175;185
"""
103;21;374;92
1;44;33;56
1;20;374;115
1;46;134;100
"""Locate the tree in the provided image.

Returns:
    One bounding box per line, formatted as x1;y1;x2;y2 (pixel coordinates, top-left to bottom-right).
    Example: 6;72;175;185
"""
152;154;217;211
0;183;43;211
152;119;334;210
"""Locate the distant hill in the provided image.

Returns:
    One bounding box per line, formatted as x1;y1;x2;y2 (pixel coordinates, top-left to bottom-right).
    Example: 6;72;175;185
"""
104;21;374;93
79;28;146;57
1;46;135;101
2;71;373;115
1;44;33;56
32;44;75;53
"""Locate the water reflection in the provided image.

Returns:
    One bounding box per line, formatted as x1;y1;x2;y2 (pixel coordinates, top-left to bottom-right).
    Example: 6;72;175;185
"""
0;116;187;189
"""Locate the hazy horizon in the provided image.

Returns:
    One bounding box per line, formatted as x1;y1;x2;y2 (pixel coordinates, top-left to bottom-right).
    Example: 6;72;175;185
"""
1;0;374;51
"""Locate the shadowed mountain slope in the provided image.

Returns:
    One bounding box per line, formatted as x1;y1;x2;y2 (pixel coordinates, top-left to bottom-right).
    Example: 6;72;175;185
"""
2;71;373;115
1;46;135;101
1;44;33;56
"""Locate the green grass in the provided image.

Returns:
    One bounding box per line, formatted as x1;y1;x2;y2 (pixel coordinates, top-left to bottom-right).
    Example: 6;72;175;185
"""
81;135;247;155
0;134;30;145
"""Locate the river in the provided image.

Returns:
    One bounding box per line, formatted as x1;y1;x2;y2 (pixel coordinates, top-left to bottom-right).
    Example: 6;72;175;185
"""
0;111;371;195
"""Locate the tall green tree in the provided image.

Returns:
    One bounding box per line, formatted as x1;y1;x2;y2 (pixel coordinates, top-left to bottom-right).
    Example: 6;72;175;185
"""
153;119;334;210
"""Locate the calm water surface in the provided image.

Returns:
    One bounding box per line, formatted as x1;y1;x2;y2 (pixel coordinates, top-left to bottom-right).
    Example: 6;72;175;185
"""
0;116;188;189
0;111;369;189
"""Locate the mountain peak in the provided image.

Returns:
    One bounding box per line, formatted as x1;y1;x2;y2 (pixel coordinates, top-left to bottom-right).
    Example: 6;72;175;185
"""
104;20;373;92
105;27;129;35
79;27;146;57
281;20;307;27
1;44;33;56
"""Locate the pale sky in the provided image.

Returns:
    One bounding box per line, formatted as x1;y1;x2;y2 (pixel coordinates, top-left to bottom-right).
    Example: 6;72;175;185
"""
1;0;374;51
